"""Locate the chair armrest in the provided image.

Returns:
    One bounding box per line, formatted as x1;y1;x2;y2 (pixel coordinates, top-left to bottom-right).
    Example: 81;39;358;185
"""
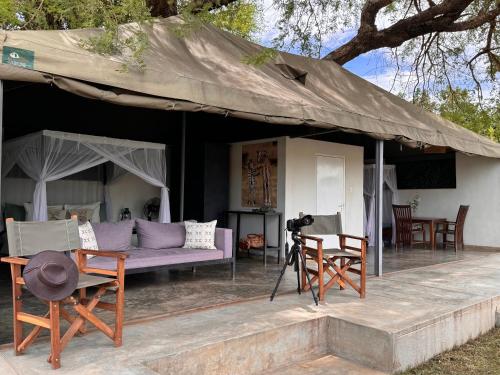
297;234;323;242
76;249;128;260
1;256;29;265
338;234;368;243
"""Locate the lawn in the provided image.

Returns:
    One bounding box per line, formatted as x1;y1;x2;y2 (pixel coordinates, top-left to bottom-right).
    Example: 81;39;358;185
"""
402;328;500;375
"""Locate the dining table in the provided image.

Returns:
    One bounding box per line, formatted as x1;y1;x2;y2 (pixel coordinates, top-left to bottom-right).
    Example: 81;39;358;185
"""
412;217;447;250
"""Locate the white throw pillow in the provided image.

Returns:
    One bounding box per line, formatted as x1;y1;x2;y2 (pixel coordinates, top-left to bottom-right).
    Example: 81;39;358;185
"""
183;220;217;250
24;203;64;221
65;202;101;223
78;221;99;258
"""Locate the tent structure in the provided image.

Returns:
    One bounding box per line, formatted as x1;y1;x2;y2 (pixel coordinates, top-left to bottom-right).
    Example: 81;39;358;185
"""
2;130;170;223
0;16;500;158
364;165;398;246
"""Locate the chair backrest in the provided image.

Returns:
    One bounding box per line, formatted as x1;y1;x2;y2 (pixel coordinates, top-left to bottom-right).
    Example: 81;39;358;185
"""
455;205;469;228
6;218;80;257
299;212;342;235
392;205;412;223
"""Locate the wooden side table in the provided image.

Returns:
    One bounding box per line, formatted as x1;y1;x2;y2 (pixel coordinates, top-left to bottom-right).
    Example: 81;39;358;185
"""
226;210;283;266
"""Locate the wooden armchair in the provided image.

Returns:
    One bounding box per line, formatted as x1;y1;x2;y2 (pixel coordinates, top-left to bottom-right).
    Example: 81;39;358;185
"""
392;205;426;250
0;216;127;369
435;205;469;251
298;213;368;301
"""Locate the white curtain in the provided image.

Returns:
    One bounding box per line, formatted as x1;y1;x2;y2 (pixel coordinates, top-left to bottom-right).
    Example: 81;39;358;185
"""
3;131;170;223
363;165;399;246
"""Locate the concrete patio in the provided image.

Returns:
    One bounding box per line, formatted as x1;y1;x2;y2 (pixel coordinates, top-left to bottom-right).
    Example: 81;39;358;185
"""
0;250;499;374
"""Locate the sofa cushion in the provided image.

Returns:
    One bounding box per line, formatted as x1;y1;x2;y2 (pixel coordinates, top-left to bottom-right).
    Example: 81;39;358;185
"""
87;247;224;270
183;220;217;250
91;220;134;250
135;219;186;249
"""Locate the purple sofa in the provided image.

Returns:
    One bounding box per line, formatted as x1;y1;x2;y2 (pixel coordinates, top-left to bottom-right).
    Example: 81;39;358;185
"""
86;219;234;276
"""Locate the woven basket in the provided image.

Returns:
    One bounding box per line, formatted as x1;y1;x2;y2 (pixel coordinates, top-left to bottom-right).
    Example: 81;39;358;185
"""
239;233;264;250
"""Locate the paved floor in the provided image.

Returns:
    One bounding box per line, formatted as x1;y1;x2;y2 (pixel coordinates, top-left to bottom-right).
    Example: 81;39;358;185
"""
0;247;493;344
0;251;498;374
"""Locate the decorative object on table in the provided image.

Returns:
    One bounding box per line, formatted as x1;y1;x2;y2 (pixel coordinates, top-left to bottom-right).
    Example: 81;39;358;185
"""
239;233;265;250
252;206;276;213
120;207;132;221
407;194;421;213
143;197;161;221
23;250;79;301
183;220;218;250
241;141;278;208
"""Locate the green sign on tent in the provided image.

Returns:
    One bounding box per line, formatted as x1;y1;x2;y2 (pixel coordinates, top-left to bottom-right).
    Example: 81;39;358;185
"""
2;47;34;69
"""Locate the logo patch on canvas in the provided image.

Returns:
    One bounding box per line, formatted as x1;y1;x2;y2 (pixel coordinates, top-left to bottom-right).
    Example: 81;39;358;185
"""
2;47;35;69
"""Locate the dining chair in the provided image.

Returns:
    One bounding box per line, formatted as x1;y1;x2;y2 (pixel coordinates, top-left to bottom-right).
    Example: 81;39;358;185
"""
392;205;426;250
298;212;368;301
435;205;469;251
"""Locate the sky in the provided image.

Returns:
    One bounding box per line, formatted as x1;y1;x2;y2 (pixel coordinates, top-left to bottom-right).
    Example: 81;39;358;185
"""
255;1;497;101
256;2;402;94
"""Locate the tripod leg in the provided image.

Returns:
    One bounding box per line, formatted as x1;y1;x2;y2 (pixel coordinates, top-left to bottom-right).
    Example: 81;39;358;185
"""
270;246;295;301
298;250;319;305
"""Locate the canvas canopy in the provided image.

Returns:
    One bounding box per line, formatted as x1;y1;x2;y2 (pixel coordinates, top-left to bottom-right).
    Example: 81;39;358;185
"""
0;17;499;158
2;130;170;222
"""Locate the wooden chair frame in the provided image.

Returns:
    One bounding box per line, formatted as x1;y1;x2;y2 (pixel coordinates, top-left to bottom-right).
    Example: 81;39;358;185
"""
393;205;426;250
435;205;469;252
0;217;127;369
299;233;368;301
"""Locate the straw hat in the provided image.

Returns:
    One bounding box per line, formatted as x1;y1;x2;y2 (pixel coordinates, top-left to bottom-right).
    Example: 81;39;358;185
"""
23;251;79;301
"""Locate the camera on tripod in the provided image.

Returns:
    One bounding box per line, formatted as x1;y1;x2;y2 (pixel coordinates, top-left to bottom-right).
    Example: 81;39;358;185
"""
286;214;314;232
270;213;319;305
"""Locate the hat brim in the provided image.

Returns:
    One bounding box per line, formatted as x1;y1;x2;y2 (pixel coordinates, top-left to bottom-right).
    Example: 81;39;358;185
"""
23;250;79;301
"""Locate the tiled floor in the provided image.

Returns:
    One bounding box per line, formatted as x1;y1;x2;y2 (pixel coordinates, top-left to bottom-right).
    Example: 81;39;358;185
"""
0;247;494;344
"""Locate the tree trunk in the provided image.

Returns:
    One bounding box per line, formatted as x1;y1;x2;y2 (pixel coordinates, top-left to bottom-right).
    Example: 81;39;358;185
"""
147;0;178;17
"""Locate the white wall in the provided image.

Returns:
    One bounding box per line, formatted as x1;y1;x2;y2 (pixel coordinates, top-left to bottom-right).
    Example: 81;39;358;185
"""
106;173;161;222
228;137;364;256
285;138;364;248
2;173;160;223
398;153;500;247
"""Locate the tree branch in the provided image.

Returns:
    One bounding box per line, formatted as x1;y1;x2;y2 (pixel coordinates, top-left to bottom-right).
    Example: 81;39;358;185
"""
324;0;499;65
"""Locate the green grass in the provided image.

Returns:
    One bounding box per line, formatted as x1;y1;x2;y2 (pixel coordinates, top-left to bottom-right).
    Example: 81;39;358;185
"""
402;328;500;375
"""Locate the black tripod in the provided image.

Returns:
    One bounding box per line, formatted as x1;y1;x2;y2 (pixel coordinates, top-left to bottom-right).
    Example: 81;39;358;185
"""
270;231;319;305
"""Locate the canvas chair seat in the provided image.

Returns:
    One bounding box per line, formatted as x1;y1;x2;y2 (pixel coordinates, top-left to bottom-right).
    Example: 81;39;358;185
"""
77;274;114;289
323;248;361;258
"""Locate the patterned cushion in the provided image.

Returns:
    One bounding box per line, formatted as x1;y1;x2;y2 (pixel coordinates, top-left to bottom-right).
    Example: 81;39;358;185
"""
78;221;99;258
65;202;101;223
67;208;95;224
48;207;68;221
183;220;217;250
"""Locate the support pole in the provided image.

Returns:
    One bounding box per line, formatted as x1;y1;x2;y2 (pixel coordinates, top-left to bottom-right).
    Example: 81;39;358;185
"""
374;139;384;276
0;80;3;230
179;112;186;221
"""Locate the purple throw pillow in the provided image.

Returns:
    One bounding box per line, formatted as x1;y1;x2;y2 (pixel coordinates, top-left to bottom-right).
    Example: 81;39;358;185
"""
91;220;134;251
135;219;186;249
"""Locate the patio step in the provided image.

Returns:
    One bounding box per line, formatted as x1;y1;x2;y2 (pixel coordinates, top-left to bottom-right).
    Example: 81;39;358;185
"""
269;354;388;375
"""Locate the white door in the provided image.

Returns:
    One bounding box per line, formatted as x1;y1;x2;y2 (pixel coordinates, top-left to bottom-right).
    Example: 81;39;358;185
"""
316;155;345;248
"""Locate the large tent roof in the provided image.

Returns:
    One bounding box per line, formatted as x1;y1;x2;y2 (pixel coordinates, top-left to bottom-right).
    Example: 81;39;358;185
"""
1;16;499;158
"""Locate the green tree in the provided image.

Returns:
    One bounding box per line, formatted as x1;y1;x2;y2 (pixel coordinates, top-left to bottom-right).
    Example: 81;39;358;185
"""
415;88;500;142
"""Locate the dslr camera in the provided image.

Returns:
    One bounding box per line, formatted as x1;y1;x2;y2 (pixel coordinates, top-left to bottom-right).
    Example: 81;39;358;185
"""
286;214;314;233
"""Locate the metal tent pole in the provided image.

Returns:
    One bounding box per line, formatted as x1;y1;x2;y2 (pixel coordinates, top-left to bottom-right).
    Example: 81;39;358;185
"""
374;139;384;276
179;112;186;221
0;81;3;229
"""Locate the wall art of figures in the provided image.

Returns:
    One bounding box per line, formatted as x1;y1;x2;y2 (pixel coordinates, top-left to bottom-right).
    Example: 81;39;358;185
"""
241;141;278;208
